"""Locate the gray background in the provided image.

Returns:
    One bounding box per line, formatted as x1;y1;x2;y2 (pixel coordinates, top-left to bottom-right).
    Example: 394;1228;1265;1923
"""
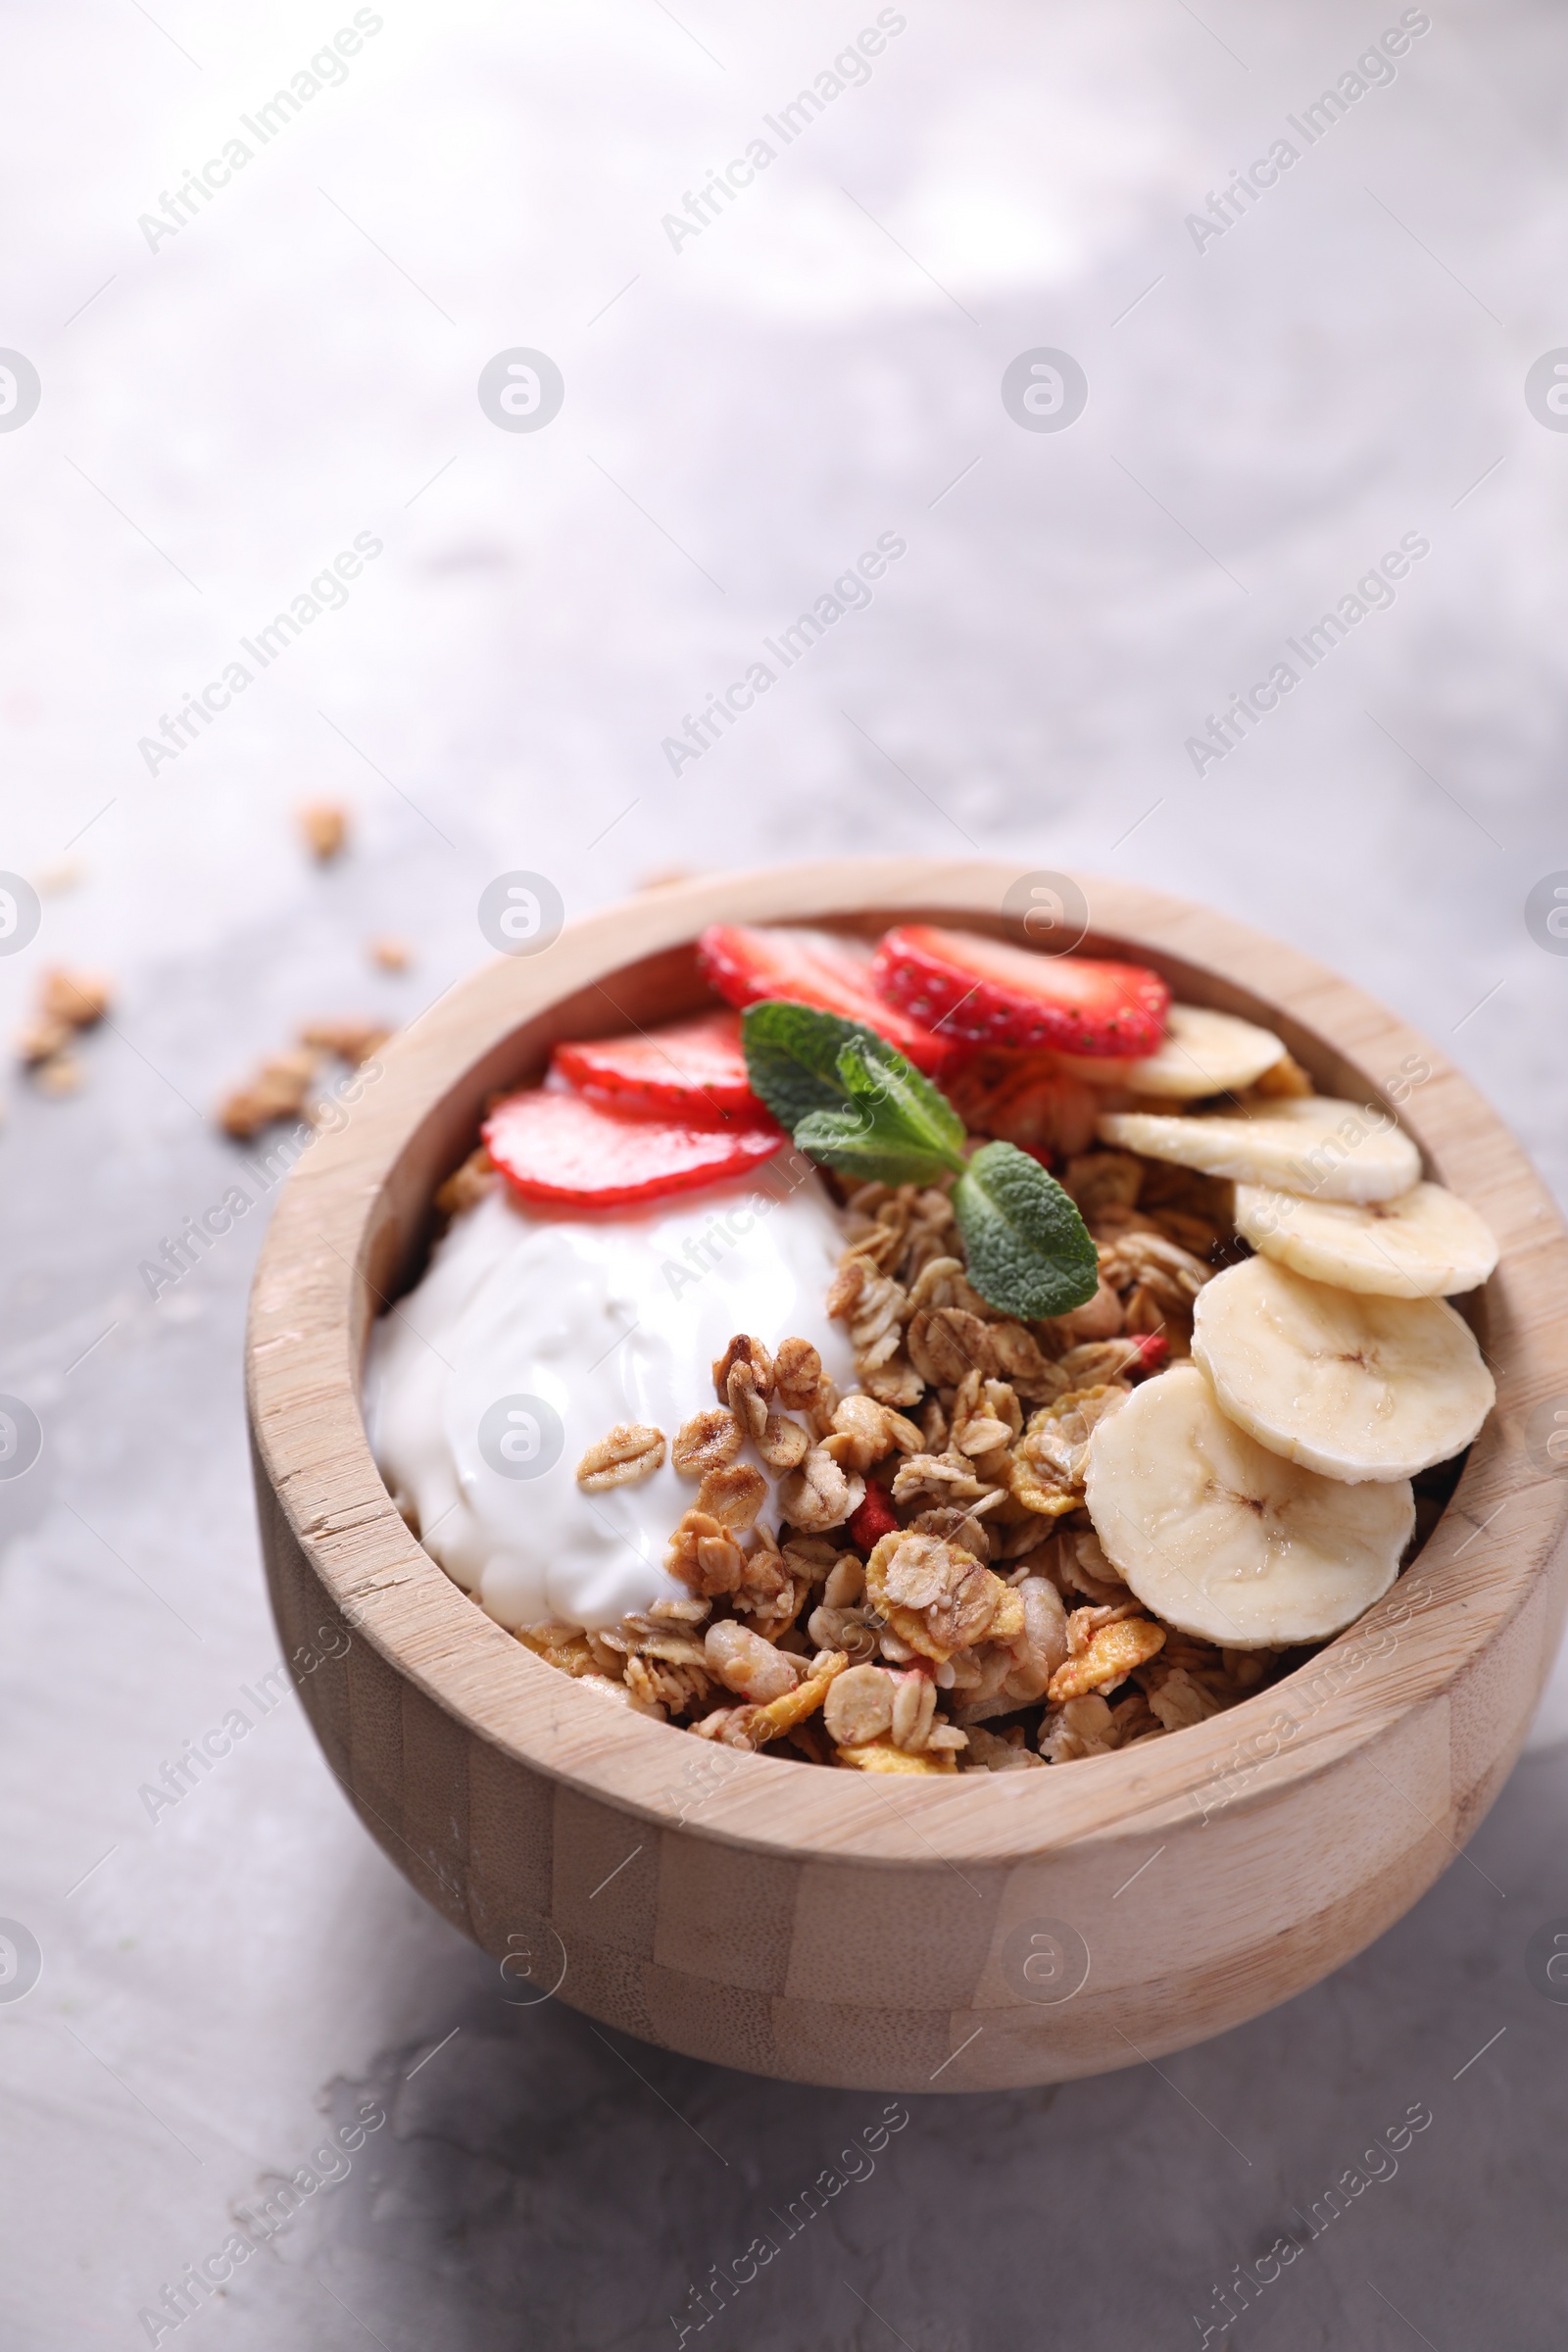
3;0;1568;2344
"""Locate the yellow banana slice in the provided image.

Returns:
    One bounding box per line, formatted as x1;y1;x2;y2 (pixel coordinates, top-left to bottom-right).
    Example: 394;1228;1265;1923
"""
1098;1096;1421;1203
1234;1180;1497;1298
1084;1363;1412;1647
1191;1256;1494;1482
1057;1004;1287;1098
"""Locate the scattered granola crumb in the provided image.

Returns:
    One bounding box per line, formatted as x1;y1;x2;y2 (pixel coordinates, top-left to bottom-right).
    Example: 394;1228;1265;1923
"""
34;1053;82;1097
298;1016;391;1066
18;965;114;1092
18;1018;72;1067
40;967;113;1029
215;1013;389;1143
367;935;413;972
298;802;349;860
218;1048;318;1139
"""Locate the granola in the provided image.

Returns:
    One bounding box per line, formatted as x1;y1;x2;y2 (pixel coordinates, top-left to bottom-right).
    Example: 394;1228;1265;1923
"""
511;1066;1327;1775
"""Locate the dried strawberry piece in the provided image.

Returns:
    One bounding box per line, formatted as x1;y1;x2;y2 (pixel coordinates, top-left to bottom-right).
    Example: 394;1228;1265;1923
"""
849;1481;900;1551
552;1009;760;1123
871;924;1170;1058
696;923;954;1076
482;1089;784;1209
1128;1334;1169;1375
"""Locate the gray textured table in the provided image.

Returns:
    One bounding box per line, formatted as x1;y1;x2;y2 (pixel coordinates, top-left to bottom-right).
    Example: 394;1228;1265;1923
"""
3;1;1568;2344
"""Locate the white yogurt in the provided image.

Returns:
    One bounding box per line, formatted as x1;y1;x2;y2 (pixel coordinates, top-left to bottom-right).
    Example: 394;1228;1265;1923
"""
363;1155;854;1631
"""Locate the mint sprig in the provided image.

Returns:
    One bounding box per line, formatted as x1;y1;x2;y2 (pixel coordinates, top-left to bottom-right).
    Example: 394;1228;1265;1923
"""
741;1000;1099;1321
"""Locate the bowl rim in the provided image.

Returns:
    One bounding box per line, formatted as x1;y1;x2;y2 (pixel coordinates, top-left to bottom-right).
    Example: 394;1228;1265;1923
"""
245;858;1568;1868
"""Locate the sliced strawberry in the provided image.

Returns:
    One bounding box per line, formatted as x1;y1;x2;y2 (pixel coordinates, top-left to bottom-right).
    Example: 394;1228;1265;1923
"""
696;923;954;1076
552;1010;760;1123
482;1089;784;1209
849;1481;899;1550
871;924;1170;1058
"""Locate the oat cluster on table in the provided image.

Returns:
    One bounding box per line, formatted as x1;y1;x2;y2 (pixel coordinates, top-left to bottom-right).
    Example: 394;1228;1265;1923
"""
297;801;350;860
217;1016;389;1138
16;964;114;1095
521;1136;1298;1775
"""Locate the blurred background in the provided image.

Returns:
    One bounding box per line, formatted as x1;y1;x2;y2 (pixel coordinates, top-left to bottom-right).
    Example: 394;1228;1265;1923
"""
3;0;1568;2343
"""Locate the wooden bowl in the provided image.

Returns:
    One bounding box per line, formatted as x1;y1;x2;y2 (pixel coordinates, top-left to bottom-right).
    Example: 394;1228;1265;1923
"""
247;860;1568;2091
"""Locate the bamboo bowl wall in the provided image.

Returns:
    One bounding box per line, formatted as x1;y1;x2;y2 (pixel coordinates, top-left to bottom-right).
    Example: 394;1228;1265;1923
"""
246;861;1568;2090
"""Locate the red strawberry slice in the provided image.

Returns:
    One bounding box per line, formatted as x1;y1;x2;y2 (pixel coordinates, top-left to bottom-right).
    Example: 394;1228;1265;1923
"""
871;924;1170;1058
552;1010;761;1123
696;923;954;1076
482;1089;785;1210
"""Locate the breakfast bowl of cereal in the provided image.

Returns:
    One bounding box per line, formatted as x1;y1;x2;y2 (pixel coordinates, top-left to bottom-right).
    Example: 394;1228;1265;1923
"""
246;860;1568;2090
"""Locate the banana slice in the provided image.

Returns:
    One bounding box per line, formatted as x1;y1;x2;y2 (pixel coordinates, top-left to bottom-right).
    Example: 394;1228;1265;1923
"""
1234;1181;1497;1298
1192;1256;1494;1482
1098;1096;1421;1203
1057;1004;1288;1098
1084;1363;1412;1647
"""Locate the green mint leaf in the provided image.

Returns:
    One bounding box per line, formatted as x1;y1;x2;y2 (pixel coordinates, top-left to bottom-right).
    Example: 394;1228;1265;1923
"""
953;1141;1100;1320
835;1035;967;1166
792;1102;963;1185
740;1001;887;1131
743;1003;968;1185
795;1032;966;1185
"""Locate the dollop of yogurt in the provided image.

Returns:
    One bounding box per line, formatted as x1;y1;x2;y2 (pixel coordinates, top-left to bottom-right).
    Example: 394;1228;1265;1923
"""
363;1156;855;1631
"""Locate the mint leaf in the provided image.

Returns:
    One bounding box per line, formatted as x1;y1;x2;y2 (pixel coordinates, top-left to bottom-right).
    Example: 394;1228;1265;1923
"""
742;1002;966;1183
835;1034;967;1164
787;1032;968;1186
953;1142;1100;1320
741;1001;886;1131
792;1103;961;1185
